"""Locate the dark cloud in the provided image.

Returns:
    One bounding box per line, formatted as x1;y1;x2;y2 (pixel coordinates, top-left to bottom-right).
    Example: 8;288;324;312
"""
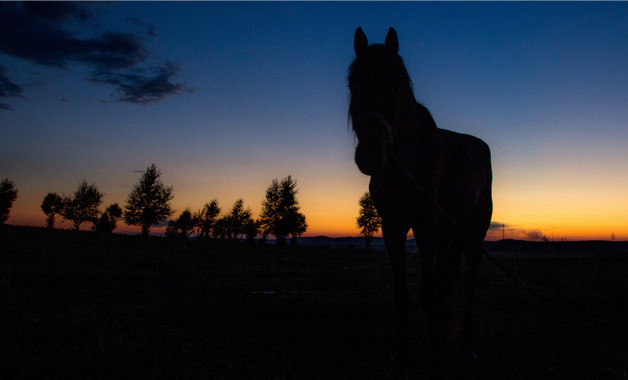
0;2;190;109
147;24;159;38
126;16;142;26
0;3;147;70
0;65;23;110
0;66;23;98
93;63;194;104
526;229;548;242
489;221;550;241
127;16;159;37
489;221;508;231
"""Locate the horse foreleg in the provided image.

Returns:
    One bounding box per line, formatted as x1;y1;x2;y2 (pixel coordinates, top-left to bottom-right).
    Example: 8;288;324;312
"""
383;225;411;369
418;231;458;377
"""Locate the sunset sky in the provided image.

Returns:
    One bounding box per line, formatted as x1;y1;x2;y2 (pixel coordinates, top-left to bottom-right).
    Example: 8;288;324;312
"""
2;2;627;240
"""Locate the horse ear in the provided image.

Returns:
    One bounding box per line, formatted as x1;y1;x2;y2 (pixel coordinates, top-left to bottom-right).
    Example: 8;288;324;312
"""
385;27;399;55
354;27;368;57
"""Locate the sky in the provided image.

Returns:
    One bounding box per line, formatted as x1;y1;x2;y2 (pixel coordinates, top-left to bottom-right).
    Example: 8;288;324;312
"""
1;2;627;240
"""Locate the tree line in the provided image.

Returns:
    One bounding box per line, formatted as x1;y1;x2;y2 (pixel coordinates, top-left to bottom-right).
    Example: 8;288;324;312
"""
1;167;381;246
1;165;309;245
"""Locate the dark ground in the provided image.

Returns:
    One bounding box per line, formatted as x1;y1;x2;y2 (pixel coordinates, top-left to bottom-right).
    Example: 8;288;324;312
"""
1;225;627;379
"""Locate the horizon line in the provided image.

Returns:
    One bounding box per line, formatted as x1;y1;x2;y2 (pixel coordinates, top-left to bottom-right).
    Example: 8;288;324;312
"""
3;223;626;243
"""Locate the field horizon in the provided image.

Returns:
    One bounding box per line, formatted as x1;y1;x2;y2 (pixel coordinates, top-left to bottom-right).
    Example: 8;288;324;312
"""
2;224;627;378
4;223;628;252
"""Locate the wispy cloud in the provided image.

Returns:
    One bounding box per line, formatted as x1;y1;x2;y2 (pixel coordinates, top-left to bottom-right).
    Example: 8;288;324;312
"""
126;16;158;37
525;229;548;242
488;221;508;231
93;63;194;104
0;65;23;110
0;2;191;109
488;221;548;241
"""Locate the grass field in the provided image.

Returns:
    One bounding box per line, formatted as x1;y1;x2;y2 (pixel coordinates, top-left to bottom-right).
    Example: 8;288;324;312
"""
1;225;627;379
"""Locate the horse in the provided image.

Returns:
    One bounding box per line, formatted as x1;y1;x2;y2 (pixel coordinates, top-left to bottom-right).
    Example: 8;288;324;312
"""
348;27;493;376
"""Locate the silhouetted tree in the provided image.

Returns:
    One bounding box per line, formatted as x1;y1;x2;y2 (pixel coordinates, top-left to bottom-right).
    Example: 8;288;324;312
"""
124;164;174;237
95;203;123;233
41;192;64;228
357;192;381;251
260;176;307;245
194;200;220;240
212;216;234;239
61;180;103;230
165;220;177;237
226;199;252;240
177;209;196;238
245;218;260;244
0;178;18;225
166;208;196;238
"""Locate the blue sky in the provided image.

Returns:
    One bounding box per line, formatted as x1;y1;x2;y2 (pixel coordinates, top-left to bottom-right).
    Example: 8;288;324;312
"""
1;2;628;239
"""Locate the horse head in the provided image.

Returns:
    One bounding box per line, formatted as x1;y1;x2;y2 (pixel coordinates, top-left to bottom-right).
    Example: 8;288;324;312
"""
348;27;412;175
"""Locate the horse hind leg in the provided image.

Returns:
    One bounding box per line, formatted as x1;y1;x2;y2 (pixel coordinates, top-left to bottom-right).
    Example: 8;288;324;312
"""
460;185;492;361
460;243;483;361
426;235;483;376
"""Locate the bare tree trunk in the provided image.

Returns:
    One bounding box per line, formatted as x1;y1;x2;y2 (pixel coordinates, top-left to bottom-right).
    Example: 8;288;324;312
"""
365;235;373;252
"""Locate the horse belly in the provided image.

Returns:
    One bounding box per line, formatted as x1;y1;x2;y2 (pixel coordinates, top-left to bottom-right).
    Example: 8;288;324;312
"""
435;131;492;224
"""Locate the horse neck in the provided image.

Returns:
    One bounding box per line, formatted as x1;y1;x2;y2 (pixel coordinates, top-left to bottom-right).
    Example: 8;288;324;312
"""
393;99;437;165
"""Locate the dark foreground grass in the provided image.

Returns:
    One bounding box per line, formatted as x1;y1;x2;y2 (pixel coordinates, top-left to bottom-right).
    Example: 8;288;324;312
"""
1;225;627;379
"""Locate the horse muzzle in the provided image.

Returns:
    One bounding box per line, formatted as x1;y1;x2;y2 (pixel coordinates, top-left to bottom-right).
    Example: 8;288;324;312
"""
355;142;388;175
352;113;393;175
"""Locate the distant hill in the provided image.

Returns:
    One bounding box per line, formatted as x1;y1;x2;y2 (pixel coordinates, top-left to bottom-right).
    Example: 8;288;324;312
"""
297;236;628;258
298;236;417;252
3;224;626;258
484;239;628;258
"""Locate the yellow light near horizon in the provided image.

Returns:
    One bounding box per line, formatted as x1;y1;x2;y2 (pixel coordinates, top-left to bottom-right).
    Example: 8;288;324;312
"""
8;160;628;241
491;175;628;240
300;192;362;237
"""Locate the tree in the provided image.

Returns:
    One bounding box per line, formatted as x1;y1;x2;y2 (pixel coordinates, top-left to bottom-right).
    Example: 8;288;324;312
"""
212;216;231;239
61;180;103;230
166;208;196;238
95;203;123;233
124;164;174;237
41;192;64;228
244;218;260;245
357;192;381;251
259;175;307;245
226;199;252;240
0;178;18;225
194;200;220;240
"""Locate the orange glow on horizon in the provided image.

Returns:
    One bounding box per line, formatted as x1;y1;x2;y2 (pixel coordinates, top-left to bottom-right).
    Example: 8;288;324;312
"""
6;214;627;242
6;174;628;242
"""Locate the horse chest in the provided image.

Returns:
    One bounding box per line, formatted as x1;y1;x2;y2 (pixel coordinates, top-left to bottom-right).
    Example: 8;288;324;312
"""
369;170;432;227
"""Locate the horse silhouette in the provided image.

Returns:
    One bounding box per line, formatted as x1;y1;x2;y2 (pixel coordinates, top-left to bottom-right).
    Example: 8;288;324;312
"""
348;27;493;376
